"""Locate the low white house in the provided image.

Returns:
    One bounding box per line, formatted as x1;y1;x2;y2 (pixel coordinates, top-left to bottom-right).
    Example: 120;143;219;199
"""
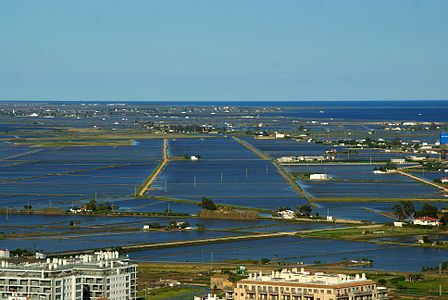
441;177;448;184
393;221;404;227
391;158;406;164
0;249;10;258
277;210;295;219
190;155;199;160
273;132;285;139
413;217;441;226
309;173;328;180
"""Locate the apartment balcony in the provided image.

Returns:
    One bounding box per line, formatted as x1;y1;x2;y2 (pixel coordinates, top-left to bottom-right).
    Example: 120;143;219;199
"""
353;290;373;296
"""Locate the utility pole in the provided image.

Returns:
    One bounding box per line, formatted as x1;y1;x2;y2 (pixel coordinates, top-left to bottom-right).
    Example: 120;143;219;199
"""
193;176;196;188
245;168;248;179
220;172;223;183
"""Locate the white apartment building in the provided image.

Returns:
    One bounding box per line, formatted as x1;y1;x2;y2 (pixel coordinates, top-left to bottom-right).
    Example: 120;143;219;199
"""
0;251;137;300
226;268;387;300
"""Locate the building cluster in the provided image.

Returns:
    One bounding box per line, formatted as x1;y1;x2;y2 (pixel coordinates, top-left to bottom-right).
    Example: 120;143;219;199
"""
277;155;334;163
211;268;387;300
412;217;442;227
0;251;137;300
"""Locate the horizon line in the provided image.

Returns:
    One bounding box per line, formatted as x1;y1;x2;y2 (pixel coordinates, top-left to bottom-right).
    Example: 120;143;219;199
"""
1;99;448;102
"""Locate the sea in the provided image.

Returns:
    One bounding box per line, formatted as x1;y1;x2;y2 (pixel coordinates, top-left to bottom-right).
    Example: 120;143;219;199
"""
4;100;448;122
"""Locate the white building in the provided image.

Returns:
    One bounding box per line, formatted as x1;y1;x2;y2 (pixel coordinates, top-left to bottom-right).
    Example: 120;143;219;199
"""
0;250;10;259
441;177;448;184
406;155;426;162
277;210;295;219
227;268;387;300
0;251;137;300
273;132;285;139
277;155;326;163
393;221;404;227
390;158;406;164
413;217;441;226
190;155;199;160
309;173;328;180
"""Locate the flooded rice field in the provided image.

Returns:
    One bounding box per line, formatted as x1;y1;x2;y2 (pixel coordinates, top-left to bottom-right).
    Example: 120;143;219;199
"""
169;137;258;160
285;164;444;199
148;160;307;209
129;236;448;272
0;140;162;209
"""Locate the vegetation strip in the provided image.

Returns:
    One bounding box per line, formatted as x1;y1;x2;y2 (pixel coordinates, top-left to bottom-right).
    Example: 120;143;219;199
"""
137;138;168;196
396;169;448;192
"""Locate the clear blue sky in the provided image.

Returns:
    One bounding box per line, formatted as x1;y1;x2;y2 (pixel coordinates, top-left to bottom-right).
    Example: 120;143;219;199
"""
0;0;447;101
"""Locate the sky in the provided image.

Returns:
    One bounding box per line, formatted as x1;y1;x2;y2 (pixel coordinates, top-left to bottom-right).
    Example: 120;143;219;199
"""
0;0;447;101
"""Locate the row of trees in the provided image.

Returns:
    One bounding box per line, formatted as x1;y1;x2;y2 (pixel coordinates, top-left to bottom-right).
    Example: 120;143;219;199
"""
85;198;119;212
374;162;397;172
393;201;440;221
199;197;217;210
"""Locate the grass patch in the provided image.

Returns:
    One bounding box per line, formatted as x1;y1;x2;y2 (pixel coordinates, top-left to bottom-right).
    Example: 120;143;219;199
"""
298;225;437;241
142;286;209;300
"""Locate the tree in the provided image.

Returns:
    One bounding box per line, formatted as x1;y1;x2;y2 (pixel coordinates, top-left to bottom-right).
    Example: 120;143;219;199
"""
416;203;438;218
393;203;404;221
277;206;291;212
376;162;397;172
199;197;217;210
296;205;312;217
402;201;416;219
261;258;270;264
179;221;190;229
393;201;415;221
86;198;97;211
